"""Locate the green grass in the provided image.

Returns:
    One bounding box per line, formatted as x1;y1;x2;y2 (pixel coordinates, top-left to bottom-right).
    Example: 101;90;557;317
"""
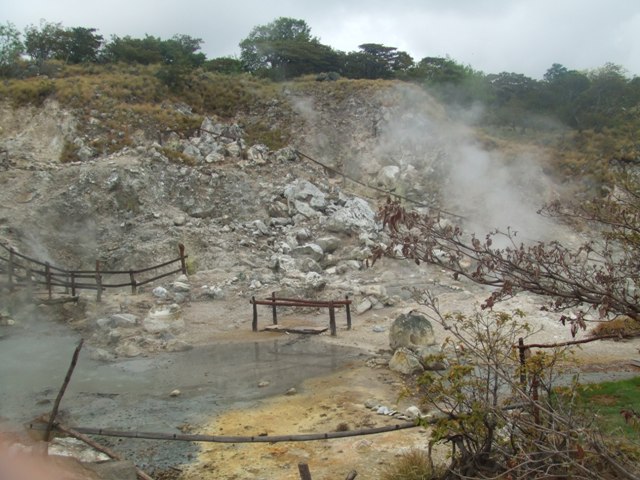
575;376;640;436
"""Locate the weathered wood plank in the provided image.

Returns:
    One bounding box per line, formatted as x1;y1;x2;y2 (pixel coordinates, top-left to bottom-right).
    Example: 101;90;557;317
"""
263;325;328;335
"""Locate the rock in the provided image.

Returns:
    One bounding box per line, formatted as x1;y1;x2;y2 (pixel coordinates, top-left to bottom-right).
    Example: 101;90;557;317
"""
405;406;423;419
251;219;271;236
298;257;323;273
205;152;225;163
182;144;202;162
294;227;312;242
376;165;400;189
274;146;298;162
292;243;323;261
315;236;341;254
95;317;114;330
388;347;424;375
172;281;190;293
165;339;193;352
169;389;181;397
173;215;187;226
268;200;289;218
110;313;137;328
356;297;373;314
376;405;392;415
115;342;142;358
49;437;110;462
285;387;297;396
143;316;185;334
372;325;386;333
326;198;377;234
304;272;326;290
417;345;447;370
389;311;436;351
90;348;116;362
364;399;379;409
258;381;270;388
283;179;326;213
246;144;269;164
152;286;168;298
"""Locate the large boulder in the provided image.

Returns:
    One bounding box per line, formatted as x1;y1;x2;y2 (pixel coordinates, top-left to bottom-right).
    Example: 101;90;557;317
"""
389;311;436;351
388;347;424;375
283;179;326;217
326;197;377;234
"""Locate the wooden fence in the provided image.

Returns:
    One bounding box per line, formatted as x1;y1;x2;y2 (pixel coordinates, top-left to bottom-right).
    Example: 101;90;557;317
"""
250;293;352;336
0;242;187;302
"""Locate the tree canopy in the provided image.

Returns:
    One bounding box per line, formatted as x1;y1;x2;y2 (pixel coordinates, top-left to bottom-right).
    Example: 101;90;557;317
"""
239;17;340;80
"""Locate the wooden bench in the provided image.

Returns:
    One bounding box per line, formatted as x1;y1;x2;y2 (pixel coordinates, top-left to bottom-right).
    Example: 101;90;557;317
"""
250;293;352;336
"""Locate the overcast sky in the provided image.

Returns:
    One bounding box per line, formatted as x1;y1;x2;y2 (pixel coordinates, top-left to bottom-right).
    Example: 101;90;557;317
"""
5;0;640;79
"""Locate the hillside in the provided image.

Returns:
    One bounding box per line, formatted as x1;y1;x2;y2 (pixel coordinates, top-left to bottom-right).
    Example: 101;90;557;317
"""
2;69;637;479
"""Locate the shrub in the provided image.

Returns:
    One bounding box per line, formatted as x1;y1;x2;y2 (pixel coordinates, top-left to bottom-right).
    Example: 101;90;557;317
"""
381;449;442;480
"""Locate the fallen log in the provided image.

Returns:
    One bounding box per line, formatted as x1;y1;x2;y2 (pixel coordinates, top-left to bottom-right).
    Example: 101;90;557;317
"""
40;418;155;480
263;325;328;335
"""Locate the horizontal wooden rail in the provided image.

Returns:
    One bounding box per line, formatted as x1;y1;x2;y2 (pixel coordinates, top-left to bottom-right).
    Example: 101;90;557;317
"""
251;299;347;308
251;293;352;336
31;420;419;444
264;296;352;306
0;242;188;302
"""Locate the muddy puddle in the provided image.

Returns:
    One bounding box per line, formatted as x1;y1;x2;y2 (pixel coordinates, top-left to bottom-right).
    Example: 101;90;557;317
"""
0;318;364;470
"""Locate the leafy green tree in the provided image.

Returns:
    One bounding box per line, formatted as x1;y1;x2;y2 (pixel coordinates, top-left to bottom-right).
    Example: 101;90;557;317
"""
342;43;413;79
58;27;103;64
404;56;490;106
485;72;538;129
24;20;66;65
0;22;24;77
577;63;632;130
539;63;590;128
102;34;164;64
239;17;339;80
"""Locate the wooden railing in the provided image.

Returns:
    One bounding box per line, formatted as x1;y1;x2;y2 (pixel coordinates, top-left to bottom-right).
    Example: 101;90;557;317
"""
250;292;352;336
0;242;187;302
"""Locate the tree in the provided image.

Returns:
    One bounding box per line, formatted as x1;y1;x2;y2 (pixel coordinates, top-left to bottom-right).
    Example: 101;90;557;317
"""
404;56;490;106
0;22;24;77
406;295;638;479
24;20;66;66
372;173;640;337
102;35;164;64
239;17;340;80
342;43;413;79
58;27;103;64
539;63;590;128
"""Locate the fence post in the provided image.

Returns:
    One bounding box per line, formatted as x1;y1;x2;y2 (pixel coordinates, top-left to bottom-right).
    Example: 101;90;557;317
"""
251;297;258;332
95;260;102;303
345;295;352;330
178;243;187;275
298;463;312;480
271;291;278;325
45;262;52;299
129;270;137;295
518;337;526;386
7;248;13;289
329;302;337;336
532;373;540;426
70;271;76;297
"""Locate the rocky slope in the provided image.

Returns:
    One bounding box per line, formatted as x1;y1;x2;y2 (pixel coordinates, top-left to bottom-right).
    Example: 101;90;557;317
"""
2;80;637;479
